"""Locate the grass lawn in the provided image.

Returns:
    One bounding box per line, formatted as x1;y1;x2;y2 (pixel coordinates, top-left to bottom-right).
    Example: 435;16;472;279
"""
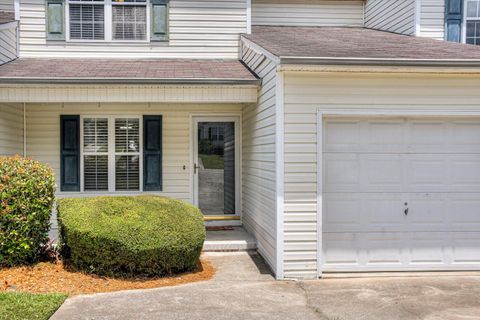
200;154;224;169
0;292;67;320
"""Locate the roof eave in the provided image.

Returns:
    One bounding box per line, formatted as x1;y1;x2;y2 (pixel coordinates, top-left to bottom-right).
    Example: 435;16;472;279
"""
0;77;262;85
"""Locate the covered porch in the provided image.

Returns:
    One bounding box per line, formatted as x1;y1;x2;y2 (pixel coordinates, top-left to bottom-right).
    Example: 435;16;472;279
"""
0;58;275;265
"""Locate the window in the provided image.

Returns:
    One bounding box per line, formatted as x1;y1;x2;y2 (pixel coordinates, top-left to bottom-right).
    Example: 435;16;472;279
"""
115;118;140;190
82;117;141;192
83;118;108;190
112;0;147;40
466;0;480;44
69;0;105;40
65;0;164;41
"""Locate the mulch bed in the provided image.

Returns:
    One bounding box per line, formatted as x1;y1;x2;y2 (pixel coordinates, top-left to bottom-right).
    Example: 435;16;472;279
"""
0;259;215;296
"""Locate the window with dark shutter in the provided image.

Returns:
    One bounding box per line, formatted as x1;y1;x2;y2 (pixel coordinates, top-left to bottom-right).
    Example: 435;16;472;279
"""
151;0;168;41
143;116;163;191
46;0;66;40
445;0;464;42
60;115;80;191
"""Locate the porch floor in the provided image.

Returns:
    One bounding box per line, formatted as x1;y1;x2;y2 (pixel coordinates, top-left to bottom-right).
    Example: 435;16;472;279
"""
203;227;256;252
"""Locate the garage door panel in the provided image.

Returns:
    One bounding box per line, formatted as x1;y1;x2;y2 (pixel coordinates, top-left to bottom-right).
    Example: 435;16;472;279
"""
364;233;404;266
323;233;361;267
325;118;480;154
451;232;480;264
322;116;480;272
408;232;447;265
324;193;406;232
324;153;404;192
325;154;480;193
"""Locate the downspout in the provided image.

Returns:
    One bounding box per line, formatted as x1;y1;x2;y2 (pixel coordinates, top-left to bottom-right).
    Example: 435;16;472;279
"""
23;102;26;157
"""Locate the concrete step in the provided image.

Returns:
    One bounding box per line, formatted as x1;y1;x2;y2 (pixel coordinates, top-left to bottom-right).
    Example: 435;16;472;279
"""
203;227;257;252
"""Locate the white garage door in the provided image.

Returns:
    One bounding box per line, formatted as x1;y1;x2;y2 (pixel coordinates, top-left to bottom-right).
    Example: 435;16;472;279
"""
322;117;480;272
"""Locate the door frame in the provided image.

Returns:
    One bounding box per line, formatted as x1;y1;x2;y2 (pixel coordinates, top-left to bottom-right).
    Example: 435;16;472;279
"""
191;114;242;217
316;108;480;278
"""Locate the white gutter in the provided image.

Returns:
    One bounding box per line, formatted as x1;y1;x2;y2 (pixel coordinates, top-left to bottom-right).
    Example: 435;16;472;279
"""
279;56;480;67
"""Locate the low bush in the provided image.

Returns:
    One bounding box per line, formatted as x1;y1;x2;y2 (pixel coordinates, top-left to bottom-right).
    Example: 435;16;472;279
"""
0;156;55;267
57;196;206;277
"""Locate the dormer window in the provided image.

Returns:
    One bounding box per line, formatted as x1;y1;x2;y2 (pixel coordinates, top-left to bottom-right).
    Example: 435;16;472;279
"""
46;0;168;42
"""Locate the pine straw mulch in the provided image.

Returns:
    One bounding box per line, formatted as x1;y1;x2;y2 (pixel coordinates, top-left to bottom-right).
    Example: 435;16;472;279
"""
0;259;215;296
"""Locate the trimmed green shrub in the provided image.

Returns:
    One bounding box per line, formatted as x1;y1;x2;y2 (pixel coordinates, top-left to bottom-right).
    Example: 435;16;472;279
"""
0;156;55;267
57;196;206;277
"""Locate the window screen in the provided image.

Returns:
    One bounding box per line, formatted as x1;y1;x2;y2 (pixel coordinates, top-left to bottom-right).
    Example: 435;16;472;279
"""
112;0;147;40
69;1;105;40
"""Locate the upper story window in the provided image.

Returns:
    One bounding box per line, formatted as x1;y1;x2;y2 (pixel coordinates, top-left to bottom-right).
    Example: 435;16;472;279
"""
466;0;480;44
46;0;168;42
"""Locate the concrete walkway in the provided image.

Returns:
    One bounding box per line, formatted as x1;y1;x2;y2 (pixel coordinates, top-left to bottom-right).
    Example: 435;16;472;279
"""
51;252;480;320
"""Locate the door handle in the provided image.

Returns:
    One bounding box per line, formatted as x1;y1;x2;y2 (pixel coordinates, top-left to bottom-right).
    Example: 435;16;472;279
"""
404;208;409;216
194;163;200;174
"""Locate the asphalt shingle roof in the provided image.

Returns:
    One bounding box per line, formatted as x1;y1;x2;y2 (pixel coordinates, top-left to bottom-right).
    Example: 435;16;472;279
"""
0;11;14;24
243;26;480;62
0;58;259;84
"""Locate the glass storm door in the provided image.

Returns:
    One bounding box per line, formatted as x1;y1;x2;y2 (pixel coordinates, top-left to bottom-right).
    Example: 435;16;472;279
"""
193;117;239;216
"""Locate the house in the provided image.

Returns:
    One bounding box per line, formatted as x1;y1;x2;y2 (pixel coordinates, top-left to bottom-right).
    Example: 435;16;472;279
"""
1;0;480;280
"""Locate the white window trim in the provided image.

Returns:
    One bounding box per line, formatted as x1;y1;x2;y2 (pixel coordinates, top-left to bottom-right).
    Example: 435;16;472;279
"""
462;0;480;44
66;0;151;43
80;115;143;193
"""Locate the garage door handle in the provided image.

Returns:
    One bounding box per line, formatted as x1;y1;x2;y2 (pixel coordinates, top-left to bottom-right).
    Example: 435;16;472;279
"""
404;208;409;216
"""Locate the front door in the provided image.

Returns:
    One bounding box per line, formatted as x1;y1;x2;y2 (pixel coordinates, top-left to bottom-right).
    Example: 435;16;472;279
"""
193;116;240;216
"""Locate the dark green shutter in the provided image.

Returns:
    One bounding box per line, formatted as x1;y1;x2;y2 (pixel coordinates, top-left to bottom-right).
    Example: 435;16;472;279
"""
60;115;80;192
445;0;463;42
46;0;65;41
151;0;169;41
143;116;163;191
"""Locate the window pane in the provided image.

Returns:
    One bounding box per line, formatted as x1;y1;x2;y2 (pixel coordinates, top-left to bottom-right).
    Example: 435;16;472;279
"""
84;155;108;191
112;5;146;40
467;1;479;17
115;118;140;153
84;118;108;152
70;4;104;40
115;155;140;191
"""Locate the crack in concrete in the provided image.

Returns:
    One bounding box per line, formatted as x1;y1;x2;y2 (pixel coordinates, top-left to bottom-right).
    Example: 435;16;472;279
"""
295;281;343;320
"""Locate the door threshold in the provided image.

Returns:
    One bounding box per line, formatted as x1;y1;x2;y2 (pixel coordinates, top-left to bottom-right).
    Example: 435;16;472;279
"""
204;215;240;221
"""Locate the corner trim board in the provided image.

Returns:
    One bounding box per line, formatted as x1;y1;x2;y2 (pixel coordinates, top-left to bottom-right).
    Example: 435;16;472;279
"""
275;71;285;280
316;110;323;279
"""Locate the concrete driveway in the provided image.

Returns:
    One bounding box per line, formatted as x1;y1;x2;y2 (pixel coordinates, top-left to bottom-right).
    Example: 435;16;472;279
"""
51;252;480;320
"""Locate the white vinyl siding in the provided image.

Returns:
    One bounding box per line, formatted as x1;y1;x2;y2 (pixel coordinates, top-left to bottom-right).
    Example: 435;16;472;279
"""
252;0;363;26
0;0;14;12
419;0;445;40
24;103;242;201
0;23;17;64
240;40;277;273
0;103;23;156
282;72;480;279
18;0;247;58
364;0;416;35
